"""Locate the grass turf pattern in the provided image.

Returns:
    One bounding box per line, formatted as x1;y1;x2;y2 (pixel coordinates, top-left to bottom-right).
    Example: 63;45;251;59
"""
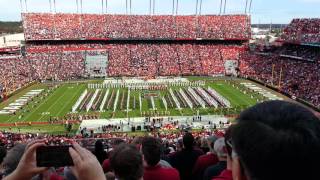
0;77;274;133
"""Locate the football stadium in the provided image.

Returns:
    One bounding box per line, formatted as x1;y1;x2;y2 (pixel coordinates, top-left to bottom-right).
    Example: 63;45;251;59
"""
0;0;319;179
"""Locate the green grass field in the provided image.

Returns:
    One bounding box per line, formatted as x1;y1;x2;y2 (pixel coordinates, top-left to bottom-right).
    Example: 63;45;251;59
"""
0;77;276;133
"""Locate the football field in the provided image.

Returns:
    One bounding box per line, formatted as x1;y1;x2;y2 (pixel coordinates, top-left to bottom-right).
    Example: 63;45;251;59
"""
0;77;283;133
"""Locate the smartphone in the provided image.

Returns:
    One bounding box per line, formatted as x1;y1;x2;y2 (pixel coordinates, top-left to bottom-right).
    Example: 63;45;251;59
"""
36;145;74;167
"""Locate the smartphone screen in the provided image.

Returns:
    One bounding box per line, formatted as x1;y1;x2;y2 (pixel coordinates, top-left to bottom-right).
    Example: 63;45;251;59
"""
36;146;74;167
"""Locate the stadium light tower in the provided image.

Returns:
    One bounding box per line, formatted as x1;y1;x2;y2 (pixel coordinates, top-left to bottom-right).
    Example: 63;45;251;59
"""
249;0;253;14
219;0;223;15
172;0;175;15
195;0;203;15
149;0;152;15
105;0;108;13
176;0;179;15
196;0;198;15
149;0;155;15
80;0;83;13
101;0;104;14
199;0;202;15
130;0;132;14
24;0;28;12
55;0;57;13
153;0;155;15
245;0;248;14
49;0;52;13
20;0;24;13
224;0;227;14
76;0;78;13
126;0;128;14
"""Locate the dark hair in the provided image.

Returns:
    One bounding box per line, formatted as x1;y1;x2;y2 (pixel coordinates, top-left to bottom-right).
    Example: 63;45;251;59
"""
0;146;7;164
111;138;125;147
95;140;104;152
110;144;143;180
183;132;194;149
224;125;234;157
2;143;26;175
141;137;161;166
232;100;320;180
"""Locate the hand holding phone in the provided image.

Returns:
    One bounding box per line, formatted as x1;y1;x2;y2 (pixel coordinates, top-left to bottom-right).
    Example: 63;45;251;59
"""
68;142;106;180
36;145;74;167
3;141;48;180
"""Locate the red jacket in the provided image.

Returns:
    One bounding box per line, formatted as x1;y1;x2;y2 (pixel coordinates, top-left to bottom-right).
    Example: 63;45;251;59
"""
192;153;219;179
102;159;111;172
144;164;180;180
212;169;232;180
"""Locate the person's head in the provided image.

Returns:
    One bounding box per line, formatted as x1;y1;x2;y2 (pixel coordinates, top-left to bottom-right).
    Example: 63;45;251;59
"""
214;137;227;161
231;100;320;180
132;136;143;149
141;137;161;167
176;139;183;152
105;172;115;180
224;125;234;158
0;146;7;164
2;143;26;175
111;138;125;149
183;132;194;150
110;144;143;180
95;140;104;152
207;135;218;153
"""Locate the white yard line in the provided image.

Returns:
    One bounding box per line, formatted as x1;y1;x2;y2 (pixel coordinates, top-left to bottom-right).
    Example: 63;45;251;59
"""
37;88;70;122
56;85;84;117
10;87;61;122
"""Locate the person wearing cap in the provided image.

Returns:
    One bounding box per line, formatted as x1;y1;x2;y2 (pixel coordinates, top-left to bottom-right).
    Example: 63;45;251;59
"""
212;126;233;180
192;136;219;180
203;137;227;180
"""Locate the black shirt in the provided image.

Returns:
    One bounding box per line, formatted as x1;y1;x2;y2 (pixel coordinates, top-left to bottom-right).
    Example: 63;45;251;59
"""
203;161;227;180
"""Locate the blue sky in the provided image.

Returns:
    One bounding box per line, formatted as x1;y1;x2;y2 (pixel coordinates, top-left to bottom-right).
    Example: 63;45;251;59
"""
0;0;319;23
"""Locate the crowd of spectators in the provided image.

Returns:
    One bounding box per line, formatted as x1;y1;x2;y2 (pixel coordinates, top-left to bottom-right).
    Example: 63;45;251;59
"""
26;43;243;78
0;42;243;99
22;13;250;40
240;52;320;108
3;42;320;110
0;101;319;180
279;44;320;62
282;18;320;44
0;56;33;99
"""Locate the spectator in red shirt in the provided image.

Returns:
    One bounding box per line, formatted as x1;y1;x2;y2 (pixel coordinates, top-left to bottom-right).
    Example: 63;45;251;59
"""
102;138;125;173
141;137;180;180
192;135;219;180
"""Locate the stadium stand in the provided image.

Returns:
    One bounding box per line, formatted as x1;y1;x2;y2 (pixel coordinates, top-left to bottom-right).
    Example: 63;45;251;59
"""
0;13;251;100
1;4;320;180
279;44;320;62
0;56;33;99
22;13;250;40
282;18;320;44
24;43;244;78
240;53;320;108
